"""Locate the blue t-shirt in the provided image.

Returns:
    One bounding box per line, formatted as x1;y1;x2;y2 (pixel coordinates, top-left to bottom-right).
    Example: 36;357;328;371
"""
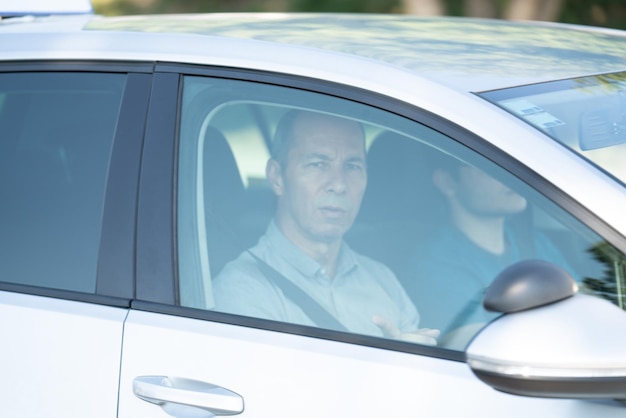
213;221;420;337
403;224;575;335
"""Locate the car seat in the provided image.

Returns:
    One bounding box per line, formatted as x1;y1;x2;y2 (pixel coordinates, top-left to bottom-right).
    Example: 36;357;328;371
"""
348;131;443;277
202;126;249;278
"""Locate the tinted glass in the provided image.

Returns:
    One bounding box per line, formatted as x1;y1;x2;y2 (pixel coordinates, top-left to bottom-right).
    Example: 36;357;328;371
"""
0;72;125;292
178;76;626;350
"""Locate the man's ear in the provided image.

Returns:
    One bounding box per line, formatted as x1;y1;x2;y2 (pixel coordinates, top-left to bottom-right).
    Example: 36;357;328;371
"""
266;159;284;196
432;168;456;197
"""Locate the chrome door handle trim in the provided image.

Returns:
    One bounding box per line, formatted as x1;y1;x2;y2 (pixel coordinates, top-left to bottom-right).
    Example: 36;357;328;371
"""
133;375;244;416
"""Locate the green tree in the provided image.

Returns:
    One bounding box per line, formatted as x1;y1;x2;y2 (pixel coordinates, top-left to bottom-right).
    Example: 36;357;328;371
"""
91;0;626;30
582;241;626;309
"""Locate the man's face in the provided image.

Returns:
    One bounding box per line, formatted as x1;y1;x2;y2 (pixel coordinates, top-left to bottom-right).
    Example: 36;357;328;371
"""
270;114;367;246
455;165;527;216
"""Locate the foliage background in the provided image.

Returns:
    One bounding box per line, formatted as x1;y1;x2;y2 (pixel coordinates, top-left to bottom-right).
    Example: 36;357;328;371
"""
92;0;626;30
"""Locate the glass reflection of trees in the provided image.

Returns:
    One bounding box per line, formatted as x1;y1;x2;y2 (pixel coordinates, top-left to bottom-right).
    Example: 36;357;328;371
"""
583;241;626;310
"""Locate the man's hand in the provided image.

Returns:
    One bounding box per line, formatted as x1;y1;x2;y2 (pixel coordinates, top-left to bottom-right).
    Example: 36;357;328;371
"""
373;315;440;346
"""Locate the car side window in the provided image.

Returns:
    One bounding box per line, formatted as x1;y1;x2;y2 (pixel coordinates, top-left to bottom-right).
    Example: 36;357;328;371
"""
177;75;626;350
0;72;125;293
388;142;625;349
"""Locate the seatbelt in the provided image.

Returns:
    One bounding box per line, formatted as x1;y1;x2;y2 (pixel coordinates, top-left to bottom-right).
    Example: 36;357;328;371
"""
247;251;348;332
443;288;485;336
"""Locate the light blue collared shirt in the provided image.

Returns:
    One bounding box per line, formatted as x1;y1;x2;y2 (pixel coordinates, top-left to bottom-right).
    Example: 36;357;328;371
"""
213;221;420;337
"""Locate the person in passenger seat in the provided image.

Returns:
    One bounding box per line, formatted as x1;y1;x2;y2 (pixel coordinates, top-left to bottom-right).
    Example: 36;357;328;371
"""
403;157;574;349
213;109;439;345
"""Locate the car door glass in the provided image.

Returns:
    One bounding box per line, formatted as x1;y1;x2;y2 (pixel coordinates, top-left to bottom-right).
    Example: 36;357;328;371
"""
0;72;125;292
177;75;626;350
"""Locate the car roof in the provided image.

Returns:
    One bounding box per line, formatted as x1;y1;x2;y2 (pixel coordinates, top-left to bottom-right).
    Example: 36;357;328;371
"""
1;13;626;92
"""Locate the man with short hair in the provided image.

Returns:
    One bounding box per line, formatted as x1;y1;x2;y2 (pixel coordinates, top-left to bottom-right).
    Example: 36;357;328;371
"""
404;158;572;348
214;109;438;345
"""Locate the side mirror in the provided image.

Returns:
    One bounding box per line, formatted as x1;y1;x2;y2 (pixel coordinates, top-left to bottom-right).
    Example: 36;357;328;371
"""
466;260;626;400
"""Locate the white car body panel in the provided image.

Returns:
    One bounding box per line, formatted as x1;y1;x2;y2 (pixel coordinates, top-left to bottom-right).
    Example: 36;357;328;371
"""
0;291;126;417
118;310;626;417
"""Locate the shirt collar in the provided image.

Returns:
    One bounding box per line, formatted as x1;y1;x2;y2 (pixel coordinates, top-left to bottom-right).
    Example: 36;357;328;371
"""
266;220;359;279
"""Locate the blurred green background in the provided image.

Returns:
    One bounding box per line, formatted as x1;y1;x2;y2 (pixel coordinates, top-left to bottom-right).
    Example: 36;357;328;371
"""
92;0;626;30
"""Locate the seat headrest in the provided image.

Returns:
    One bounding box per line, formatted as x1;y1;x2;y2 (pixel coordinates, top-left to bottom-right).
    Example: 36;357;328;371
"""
203;126;246;217
359;131;432;222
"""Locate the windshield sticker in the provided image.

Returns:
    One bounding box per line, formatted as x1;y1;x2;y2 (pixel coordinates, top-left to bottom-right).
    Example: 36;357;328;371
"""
501;99;544;116
499;99;565;129
525;112;565;129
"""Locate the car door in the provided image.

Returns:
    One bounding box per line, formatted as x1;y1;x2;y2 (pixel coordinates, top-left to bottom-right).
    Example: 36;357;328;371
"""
117;67;626;417
0;65;150;417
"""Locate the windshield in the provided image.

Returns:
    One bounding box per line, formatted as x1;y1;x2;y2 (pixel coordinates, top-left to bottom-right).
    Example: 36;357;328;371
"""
479;71;626;185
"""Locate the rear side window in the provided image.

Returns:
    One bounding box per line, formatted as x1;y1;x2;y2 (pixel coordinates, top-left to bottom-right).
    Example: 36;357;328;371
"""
0;72;125;292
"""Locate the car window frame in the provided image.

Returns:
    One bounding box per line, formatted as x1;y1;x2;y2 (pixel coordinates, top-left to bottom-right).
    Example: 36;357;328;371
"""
0;60;152;307
135;62;626;362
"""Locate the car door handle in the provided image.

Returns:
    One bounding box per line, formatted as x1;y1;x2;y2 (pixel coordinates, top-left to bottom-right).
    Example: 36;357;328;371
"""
133;375;244;417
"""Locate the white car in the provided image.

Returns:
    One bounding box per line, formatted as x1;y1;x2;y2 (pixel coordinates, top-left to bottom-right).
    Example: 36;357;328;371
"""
2;2;626;417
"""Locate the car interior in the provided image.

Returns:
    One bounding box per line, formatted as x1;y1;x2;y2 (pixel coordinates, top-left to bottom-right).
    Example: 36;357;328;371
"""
176;78;625;342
